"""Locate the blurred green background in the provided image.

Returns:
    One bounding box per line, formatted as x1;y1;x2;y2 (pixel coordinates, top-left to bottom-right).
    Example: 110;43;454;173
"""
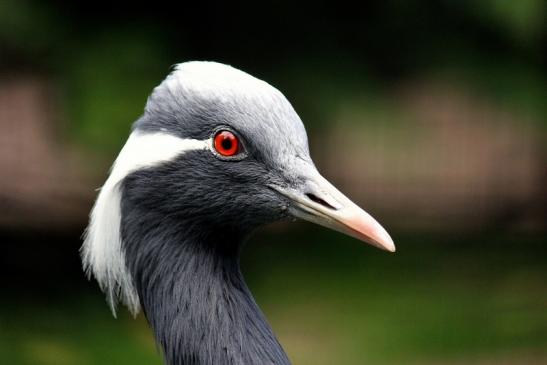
0;1;545;364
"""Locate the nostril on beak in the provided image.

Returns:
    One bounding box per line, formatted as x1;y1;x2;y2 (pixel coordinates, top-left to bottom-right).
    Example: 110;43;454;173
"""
305;193;337;210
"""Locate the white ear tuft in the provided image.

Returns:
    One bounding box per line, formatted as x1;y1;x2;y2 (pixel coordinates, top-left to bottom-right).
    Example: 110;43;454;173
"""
81;131;209;316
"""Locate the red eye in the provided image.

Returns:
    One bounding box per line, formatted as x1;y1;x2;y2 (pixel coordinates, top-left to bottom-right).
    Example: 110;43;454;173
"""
214;130;240;156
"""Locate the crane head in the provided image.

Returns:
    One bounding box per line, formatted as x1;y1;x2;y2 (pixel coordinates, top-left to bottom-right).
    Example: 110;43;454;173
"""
82;61;394;315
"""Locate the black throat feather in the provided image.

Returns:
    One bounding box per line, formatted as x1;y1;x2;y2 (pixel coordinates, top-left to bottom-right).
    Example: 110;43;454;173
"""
120;197;291;365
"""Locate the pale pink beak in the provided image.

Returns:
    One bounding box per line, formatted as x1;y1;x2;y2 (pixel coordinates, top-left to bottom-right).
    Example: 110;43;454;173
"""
271;169;395;252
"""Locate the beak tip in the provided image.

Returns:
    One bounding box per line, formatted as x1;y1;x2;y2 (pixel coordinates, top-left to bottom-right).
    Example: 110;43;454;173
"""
368;225;395;253
376;237;396;253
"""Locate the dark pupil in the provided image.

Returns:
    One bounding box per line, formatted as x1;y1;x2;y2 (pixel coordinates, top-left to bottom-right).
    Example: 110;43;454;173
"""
221;138;232;151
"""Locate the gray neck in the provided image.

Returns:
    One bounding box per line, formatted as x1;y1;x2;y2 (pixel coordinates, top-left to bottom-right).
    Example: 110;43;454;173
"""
121;211;291;365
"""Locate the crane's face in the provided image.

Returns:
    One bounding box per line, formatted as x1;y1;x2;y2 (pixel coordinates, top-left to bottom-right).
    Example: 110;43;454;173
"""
82;62;394;315
121;125;294;232
120;62;394;251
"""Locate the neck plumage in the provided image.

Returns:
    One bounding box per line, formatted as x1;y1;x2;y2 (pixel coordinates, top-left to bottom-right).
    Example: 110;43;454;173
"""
121;215;291;365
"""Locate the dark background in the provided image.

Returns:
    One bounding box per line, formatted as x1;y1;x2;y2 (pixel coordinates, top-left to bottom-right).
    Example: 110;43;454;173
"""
1;1;546;364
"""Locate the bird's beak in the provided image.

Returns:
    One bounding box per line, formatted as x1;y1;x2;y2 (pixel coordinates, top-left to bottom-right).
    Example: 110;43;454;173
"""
270;167;395;252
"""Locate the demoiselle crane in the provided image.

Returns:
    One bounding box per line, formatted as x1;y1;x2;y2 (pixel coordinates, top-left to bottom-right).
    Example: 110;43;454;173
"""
82;61;394;365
